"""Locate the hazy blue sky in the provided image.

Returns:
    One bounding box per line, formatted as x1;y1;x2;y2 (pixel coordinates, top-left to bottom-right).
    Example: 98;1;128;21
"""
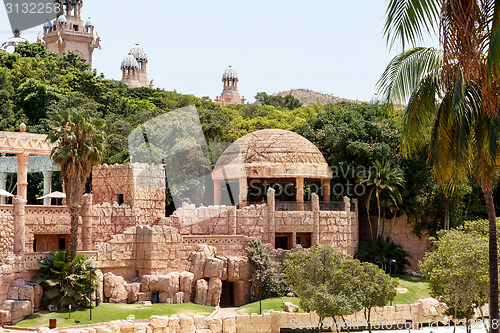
0;1;438;102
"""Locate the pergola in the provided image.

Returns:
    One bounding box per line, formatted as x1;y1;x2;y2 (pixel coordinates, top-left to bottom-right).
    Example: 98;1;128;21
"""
212;129;333;208
0;124;57;204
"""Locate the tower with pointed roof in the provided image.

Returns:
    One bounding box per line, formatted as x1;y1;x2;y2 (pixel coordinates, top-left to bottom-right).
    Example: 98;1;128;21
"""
120;44;152;88
215;66;245;106
42;0;101;69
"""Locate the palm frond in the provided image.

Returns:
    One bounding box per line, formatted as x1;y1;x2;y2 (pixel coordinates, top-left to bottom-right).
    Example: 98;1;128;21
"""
487;0;500;83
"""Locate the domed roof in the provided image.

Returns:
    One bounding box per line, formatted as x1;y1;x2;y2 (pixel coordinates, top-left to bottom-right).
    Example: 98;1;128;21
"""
43;20;53;29
85;17;93;27
222;65;238;80
129;43;148;62
1;31;28;52
213;129;332;181
57;15;67;24
120;53;139;69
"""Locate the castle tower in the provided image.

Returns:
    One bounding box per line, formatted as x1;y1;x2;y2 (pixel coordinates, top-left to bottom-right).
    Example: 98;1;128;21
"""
42;0;101;69
1;30;28;52
215;66;246;106
120;53;140;88
129;44;151;88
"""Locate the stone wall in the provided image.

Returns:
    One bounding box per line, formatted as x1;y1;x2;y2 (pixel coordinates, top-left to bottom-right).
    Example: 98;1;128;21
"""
25;206;72;252
0;205;14;260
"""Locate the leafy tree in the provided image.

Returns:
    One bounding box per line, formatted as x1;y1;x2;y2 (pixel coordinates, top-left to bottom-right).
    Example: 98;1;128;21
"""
17;78;61;125
37;250;96;309
381;2;500;330
47;103;105;264
420;220;493;333
255;92;302;110
356;236;411;274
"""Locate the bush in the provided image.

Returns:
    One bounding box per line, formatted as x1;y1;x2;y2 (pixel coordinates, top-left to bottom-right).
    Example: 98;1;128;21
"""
356;236;411;274
37;250;96;309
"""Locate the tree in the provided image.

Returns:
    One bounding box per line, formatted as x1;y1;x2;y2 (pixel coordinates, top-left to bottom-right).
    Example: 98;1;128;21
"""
380;2;500;330
356;237;411;274
420;220;491;333
47;103;105;264
17;78;61;125
37;250;96;308
360;160;405;239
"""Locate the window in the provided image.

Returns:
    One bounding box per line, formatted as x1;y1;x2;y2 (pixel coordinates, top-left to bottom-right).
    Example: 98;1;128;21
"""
118;194;124;205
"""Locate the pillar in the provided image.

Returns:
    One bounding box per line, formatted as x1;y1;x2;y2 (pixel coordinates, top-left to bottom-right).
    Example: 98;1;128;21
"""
238;177;247;208
42;171;53;206
228;206;237;235
16;152;29;200
0;173;7;205
343;196;353;255
267;187;276;248
214;180;221;205
81;193;92;251
323;179;331;202
296;177;304;211
291;231;297;249
312;193;320;246
13;196;26;255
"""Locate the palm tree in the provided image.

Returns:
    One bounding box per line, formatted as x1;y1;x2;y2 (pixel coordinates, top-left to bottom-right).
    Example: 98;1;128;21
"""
361;160;405;239
380;1;500;331
47;107;105;264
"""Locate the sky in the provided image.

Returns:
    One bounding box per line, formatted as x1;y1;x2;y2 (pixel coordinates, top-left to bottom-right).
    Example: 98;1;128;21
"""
0;0;439;103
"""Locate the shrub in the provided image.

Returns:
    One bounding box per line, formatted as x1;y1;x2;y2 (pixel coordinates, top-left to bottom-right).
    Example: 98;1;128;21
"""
356;236;411;274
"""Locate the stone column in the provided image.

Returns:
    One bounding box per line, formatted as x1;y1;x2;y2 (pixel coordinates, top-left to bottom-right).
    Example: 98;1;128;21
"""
13;196;26;255
228;206;237;235
238;177;247;208
323;179;331;202
214;180;221;205
81;194;93;251
42;171;53;206
267;187;276;248
291;231;297;249
16;152;29;200
312;193;320;246
0;172;7;204
296;177;304;211
344;196;352;255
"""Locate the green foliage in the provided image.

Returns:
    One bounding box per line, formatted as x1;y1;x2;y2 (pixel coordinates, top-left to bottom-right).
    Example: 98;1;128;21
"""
37;250;96;309
356;236;411;274
255;92;302;110
245;238;290;301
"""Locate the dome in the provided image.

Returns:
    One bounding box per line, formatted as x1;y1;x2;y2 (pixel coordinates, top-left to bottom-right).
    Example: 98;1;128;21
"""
369;94;380;105
85;17;93;27
213;129;332;181
43;20;53;29
222;65;238;80
120;53;139;69
57;15;67;24
130;43;148;62
1;31;28;52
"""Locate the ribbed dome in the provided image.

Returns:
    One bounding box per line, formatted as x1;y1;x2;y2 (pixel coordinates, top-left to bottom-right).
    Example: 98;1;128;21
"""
130;43;148;62
57;15;67;24
43;20;53;28
85;17;93;27
222;65;238;80
213;129;332;181
120;53;139;69
1;31;28;51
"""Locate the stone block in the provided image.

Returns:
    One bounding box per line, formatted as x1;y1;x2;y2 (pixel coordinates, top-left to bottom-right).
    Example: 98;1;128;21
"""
7;287;19;300
0;310;11;325
138;292;152;302
126;283;140;304
194;279;208;306
149;316;169;328
193;315;208;329
222;316;236;333
208;318;223;333
18;285;34;302
11;300;32;323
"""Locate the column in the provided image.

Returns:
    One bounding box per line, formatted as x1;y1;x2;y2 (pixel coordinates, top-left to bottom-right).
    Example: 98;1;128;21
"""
16;152;29;200
291;231;297;249
13;196;26;255
343;196;353;255
238;177;247;208
296;177;304;211
0;173;7;205
312;193;320;246
228;206;237;235
81;194;92;251
323;179;331;202
42;171;53;206
214;180;221;205
267;187;276;248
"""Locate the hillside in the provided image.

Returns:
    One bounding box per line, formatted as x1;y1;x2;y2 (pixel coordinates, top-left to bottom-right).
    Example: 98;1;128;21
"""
274;89;364;106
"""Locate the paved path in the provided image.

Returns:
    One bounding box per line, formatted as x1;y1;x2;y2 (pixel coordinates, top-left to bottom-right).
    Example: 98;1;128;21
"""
209;307;238;319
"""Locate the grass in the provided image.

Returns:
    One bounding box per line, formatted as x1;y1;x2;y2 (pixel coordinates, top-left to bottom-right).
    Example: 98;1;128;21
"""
236;297;304;315
391;274;431;305
12;303;214;328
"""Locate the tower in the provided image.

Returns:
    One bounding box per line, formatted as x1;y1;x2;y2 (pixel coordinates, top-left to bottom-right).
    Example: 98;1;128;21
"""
215;66;246;106
121;44;152;88
1;30;28;52
42;0;101;69
120;53;140;88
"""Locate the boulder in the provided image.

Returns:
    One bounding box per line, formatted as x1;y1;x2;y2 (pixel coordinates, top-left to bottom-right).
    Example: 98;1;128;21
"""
149;315;169;328
187;245;216;280
203;257;225;279
206;277;222;307
33;284;43;309
18;285;34;302
126;283;140;303
194;279;208;306
174;292;185;304
193;315;208;329
11;300;32;323
157;272;180;297
283;302;299;313
104;273;128;303
208;318;223;333
95;270;104;303
178;314;195;333
179;271;195;293
158;292;172;304
7;287;19;300
138;292;152;302
0;310;11;325
226;257;245;282
141;275;155;292
397;288;409;294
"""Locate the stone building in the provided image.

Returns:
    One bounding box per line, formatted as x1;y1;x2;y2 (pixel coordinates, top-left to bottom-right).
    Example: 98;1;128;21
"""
42;0;101;69
120;44;152;88
215;66;246;105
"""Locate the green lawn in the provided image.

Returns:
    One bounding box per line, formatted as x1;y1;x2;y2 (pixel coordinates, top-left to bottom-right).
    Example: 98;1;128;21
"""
12;303;214;328
236;297;304;315
391;274;431;305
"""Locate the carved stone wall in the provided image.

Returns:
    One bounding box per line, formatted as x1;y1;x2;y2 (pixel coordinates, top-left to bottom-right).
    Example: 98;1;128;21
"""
0;206;14;259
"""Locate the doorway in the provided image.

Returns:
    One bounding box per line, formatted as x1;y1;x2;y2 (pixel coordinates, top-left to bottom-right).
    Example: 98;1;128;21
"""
220;281;235;307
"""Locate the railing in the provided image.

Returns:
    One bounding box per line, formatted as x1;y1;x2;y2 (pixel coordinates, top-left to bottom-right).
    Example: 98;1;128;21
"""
319;201;345;211
275;201;312;211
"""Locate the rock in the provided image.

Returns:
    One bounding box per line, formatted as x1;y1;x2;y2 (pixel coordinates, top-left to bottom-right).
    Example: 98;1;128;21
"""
283;302;299;313
18;285;34;303
2;300;14;312
193;315;208;329
95;270;104;304
11;279;25;287
179;271;195;293
33;284;43;309
187;245;216;281
7;287;19;300
157;272;180;297
204;257;225;279
11;300;32;323
158;292;171;304
208;318;223;333
149;315;169;328
194;279;208;305
397;288;409;294
206;277;222;307
104;273;128;303
0;310;11;325
179;314;195;333
226;257;244;282
141;275;155;292
126;283;140;303
222;316;236;333
138;292;152;302
286;292;295;298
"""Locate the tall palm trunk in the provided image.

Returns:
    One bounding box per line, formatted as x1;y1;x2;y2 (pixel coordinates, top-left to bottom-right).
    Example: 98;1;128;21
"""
69;206;79;267
482;186;498;333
